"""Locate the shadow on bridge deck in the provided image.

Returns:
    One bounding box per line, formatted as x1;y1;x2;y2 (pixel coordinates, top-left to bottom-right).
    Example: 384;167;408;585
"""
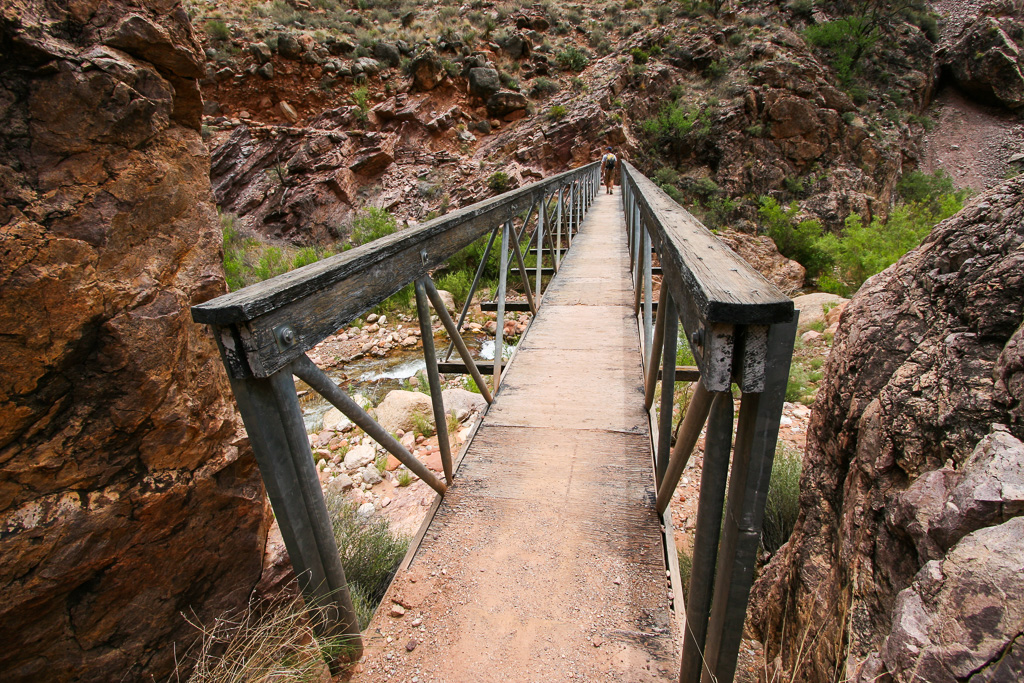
352;190;680;682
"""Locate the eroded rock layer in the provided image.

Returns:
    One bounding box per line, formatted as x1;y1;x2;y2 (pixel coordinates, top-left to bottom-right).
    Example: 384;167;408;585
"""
750;176;1024;682
0;2;268;680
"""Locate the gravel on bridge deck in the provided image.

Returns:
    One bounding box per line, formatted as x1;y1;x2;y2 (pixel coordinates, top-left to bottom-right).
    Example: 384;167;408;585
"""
351;190;680;682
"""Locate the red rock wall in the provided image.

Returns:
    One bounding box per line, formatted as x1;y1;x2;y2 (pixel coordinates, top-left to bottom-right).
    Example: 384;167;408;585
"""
0;2;268;680
750;177;1024;681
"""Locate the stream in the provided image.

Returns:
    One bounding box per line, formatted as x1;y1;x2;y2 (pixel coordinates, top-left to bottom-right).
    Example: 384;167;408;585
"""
298;331;517;433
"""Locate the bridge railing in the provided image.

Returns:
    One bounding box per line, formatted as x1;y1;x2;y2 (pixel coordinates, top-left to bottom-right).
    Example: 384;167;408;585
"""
620;161;796;683
191;162;601;657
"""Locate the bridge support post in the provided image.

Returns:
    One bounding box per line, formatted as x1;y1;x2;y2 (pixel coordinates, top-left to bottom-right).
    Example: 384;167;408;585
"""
415;279;455;485
699;317;798;683
656;291;678;484
536;199;545;298
227;370;363;660
493;220;510;392
679;390;734;683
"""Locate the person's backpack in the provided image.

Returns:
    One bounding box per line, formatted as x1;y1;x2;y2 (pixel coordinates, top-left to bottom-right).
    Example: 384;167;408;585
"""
603;153;616;170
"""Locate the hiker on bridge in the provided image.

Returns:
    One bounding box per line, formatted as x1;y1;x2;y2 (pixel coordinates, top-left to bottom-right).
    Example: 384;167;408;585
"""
602;146;618;194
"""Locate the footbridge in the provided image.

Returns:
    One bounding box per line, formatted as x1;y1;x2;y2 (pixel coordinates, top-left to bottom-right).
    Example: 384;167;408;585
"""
192;161;796;682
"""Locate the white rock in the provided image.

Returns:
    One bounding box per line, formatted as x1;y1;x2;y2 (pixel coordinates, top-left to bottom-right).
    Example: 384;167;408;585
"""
374;390;434;433
357;502;376;518
362;465;383;485
344;444;376;469
441;388;487;422
322;407;352;432
327;473;354;494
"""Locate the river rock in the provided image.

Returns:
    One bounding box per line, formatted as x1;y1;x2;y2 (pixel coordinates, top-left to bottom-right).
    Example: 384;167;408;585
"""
374;390;434;434
372;41;401;67
357;502;376;518
361;465;383;485
441;388;487;422
328;473;354;493
322;407;352;432
751;176;1024;681
0;3;267;681
344;444;376;470
435;289;457;313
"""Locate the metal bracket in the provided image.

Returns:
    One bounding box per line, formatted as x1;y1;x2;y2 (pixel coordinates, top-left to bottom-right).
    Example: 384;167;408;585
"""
273;324;297;352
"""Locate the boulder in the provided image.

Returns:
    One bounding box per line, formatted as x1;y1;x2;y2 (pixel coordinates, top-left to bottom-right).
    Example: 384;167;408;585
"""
354;57;382;75
372;41;401;68
250;41;272;64
361;465;383;485
374;390;434;434
344;444;376;470
322;407;352;432
441;388;487;422
409;49;446;91
878;517;1024;683
486;91;529;117
434;289;457;313
0;3;267;681
750;176;1024;681
468;67;501;99
790;293;849;328
497;32;531;59
277;32;303;60
717;230;806;294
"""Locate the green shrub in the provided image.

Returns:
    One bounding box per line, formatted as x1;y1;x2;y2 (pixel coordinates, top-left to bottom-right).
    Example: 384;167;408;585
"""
436;270;471;307
350;207;397;246
761;443;802;554
556;46;589;72
487;171;512;193
704;59;727;80
896;169;956;204
653;166;680;187
758;197;832;279
641;102;710;164
630;47;649;64
547;104;568;120
323;492;409;628
677;547;692;601
803;17;878;85
205;19;231;41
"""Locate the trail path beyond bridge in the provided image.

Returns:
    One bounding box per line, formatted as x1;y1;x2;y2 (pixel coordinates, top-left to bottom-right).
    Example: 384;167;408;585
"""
353;190;680;682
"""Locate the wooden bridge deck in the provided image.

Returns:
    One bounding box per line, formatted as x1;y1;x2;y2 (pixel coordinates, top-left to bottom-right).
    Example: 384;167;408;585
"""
354;190;679;682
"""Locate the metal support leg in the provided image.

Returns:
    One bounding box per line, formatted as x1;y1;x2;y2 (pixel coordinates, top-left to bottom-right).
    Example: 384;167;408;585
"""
443;226;498;362
228;371;363;657
679;390;734;683
423;278;493;404
643;235;653;353
700;317;798;683
509;221;538;315
556;187;563;269
656;292;678;484
414;280;454;485
536;199;545;298
656;380;713;514
494;221;509;392
645;280;669;409
293;355;446;495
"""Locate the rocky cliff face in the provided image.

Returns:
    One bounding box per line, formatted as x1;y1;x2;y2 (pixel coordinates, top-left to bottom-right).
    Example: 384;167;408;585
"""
0;2;268;680
750;176;1024;681
938;0;1024;109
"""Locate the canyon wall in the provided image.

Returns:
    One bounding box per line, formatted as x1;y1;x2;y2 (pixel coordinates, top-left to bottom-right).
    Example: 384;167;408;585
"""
751;176;1024;681
0;1;268;680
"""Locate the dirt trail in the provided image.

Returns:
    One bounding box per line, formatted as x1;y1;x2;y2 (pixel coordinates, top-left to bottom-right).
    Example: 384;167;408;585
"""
350;190;678;682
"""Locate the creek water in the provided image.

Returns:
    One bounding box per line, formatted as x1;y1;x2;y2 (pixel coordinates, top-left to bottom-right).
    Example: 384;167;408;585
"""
297;331;518;433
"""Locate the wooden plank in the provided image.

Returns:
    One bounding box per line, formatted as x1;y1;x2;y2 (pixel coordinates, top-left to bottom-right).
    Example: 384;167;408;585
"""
479;301;534;312
624;162;792;326
192;163;599;378
437;361;495;374
656;365;701;383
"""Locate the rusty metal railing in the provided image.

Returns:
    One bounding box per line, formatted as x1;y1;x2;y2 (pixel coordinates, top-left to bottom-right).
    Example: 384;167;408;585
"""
191;162;600;658
621;161;796;683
